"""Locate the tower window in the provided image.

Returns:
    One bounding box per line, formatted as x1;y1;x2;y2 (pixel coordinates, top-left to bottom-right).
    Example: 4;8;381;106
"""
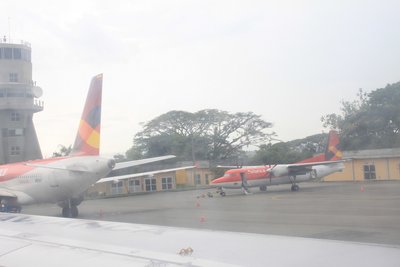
21;49;31;61
13;48;21;59
8;129;24;136
4;48;12;59
11;112;20;121
10;146;21;155
9;73;18;82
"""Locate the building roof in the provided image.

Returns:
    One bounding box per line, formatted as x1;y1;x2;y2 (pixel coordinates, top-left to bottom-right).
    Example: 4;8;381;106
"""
343;148;400;159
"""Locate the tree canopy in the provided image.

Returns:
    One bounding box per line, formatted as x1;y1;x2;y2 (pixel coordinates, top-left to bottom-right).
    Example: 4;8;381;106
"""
127;109;274;163
250;133;327;165
321;82;400;150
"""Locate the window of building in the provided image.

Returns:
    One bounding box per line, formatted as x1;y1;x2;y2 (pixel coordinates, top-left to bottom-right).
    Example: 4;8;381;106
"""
21;49;31;61
8;129;24;136
145;178;157;192
10;146;20;155
11;112;20;121
111;181;124;195
195;174;201;185
162;177;173;190
364;164;376;180
13;48;21;59
128;179;141;193
4;47;12;59
7;88;24;97
9;73;18;82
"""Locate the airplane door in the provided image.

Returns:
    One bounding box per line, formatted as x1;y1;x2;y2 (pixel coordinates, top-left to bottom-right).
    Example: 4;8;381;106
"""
49;171;60;188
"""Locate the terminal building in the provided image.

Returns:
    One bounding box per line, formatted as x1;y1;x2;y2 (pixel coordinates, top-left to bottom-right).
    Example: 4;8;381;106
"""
324;148;400;181
0;38;43;163
87;162;215;197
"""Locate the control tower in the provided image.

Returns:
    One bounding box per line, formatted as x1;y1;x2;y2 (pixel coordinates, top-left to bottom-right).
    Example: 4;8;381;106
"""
0;37;43;164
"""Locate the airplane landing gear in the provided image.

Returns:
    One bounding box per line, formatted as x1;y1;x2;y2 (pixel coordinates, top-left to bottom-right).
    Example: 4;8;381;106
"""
59;197;82;218
289;175;299;192
291;184;300;191
62;205;79;218
216;187;226;197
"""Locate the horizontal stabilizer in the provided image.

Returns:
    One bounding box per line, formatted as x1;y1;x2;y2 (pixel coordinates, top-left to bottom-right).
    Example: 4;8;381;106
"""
113;155;176;170
24;163;92;173
97;166;195;184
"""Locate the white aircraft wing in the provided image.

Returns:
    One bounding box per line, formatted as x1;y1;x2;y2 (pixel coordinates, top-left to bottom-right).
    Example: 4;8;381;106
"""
113;155;176;170
270;160;345;177
97;166;195;184
0;213;399;267
0;188;16;198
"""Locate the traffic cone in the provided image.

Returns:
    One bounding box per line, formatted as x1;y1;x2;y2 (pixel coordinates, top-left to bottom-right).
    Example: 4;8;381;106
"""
200;216;206;223
360;185;365;192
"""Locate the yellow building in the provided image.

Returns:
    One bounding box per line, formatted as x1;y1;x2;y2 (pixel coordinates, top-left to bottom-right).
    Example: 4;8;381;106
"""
87;166;215;197
324;148;400;181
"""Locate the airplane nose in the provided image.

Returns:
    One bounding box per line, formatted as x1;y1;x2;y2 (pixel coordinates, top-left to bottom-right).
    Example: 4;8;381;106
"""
108;159;116;169
210;177;222;184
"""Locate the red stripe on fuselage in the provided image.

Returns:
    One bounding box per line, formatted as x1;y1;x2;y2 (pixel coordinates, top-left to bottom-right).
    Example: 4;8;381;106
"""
211;166;272;184
0;157;67;182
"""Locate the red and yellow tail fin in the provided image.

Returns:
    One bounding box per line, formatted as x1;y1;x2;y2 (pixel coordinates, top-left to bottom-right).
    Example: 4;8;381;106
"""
71;74;103;156
296;130;342;163
324;130;342;161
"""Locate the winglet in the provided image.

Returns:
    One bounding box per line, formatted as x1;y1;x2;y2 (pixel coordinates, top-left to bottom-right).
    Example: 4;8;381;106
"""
325;130;342;161
71;74;103;156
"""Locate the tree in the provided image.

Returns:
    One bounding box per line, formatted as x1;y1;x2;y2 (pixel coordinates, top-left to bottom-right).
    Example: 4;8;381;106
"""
250;133;326;165
52;145;72;157
321;82;400;150
128;109;274;163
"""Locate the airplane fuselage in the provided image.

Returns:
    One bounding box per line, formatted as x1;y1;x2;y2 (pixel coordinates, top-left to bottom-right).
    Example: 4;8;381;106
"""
211;163;343;189
0;156;114;205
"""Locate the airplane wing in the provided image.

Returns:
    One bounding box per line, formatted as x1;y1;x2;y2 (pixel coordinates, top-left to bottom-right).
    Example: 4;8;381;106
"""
0;188;16;198
113;155;176;170
270;160;345;177
0;213;400;267
97;166;195;184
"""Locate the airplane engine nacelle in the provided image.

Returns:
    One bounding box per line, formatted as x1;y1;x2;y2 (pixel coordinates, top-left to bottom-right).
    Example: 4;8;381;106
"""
270;165;289;177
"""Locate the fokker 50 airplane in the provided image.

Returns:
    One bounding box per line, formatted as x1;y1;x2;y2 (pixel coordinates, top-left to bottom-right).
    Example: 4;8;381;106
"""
211;131;344;196
0;74;175;217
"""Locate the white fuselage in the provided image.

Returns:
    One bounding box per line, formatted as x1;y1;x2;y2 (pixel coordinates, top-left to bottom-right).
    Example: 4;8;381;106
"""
212;163;344;189
0;156;114;205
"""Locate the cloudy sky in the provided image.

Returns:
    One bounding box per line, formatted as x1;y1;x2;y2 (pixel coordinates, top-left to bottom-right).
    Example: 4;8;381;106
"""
2;0;400;157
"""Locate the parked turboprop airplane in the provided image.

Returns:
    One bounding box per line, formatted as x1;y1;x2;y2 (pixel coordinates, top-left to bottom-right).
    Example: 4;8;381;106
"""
211;131;344;196
0;74;175;217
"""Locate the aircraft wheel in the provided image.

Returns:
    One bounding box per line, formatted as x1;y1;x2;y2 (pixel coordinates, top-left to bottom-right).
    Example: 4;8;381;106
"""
220;191;226;197
62;207;70;217
260;185;267;191
62;206;79;218
71;206;79;218
291;184;299;191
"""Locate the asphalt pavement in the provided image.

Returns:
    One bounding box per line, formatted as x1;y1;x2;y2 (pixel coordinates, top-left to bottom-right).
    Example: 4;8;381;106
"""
22;181;400;246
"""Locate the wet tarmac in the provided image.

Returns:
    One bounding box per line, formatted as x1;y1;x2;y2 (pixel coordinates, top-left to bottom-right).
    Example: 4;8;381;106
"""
22;181;400;246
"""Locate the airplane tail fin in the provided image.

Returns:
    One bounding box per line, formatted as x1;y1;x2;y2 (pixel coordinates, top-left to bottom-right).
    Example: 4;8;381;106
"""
324;130;342;161
70;74;103;156
296;130;342;163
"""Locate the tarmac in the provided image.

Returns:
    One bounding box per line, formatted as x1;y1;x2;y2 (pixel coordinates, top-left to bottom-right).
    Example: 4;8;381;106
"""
22;181;400;246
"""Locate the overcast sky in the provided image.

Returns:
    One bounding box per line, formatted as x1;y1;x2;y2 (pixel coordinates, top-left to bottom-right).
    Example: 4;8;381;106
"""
2;0;400;157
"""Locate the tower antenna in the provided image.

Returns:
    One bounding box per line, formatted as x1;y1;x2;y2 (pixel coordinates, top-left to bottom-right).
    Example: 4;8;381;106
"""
8;17;11;42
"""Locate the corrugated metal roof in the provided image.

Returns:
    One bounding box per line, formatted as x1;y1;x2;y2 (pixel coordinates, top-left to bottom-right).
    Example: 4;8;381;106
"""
343;148;400;159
